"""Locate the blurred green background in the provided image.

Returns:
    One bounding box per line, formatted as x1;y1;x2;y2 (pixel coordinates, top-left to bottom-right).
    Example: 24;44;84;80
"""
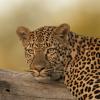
0;0;100;72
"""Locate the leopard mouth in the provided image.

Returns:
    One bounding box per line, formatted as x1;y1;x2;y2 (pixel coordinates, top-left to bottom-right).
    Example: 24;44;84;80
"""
27;69;52;83
27;69;64;83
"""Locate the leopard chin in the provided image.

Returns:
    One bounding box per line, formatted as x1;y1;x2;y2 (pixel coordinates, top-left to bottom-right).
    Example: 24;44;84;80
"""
34;76;51;83
33;72;63;83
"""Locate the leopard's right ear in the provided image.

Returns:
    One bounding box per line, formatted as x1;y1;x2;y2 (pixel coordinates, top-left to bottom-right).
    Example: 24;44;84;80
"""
16;26;30;41
54;24;70;41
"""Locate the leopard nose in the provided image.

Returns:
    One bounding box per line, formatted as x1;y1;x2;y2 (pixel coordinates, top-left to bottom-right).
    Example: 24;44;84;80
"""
34;65;45;72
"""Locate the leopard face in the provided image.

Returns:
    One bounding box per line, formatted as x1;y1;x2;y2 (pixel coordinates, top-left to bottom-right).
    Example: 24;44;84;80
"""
16;24;70;82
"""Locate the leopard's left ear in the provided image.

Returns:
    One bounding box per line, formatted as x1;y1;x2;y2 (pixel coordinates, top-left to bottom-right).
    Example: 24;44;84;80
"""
16;26;30;41
55;23;70;39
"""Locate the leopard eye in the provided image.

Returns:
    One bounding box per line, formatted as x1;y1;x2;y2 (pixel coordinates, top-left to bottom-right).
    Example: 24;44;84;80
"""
25;49;35;59
25;49;35;58
25;48;35;66
46;48;58;62
28;49;34;54
47;48;57;53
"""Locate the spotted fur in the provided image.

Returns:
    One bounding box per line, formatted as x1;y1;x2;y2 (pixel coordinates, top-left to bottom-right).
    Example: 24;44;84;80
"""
16;24;100;100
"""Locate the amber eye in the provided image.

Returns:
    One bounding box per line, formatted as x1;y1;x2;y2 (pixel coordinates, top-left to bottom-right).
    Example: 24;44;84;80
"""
25;48;35;66
46;48;58;63
25;49;35;58
28;49;34;54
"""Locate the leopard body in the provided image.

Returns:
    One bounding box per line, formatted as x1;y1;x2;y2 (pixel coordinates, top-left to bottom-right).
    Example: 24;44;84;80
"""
16;24;100;100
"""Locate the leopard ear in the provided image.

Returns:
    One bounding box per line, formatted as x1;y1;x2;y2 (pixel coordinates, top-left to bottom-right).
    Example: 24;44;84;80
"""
16;26;30;41
55;23;70;39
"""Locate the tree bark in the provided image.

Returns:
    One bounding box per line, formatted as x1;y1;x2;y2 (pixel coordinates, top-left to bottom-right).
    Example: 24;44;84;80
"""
0;69;76;100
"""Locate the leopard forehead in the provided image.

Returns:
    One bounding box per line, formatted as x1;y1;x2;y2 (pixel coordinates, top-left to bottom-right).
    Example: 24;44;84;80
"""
32;26;57;42
29;26;64;50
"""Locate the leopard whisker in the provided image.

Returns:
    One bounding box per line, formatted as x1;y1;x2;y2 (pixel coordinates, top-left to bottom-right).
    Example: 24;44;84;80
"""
45;69;63;73
54;70;63;73
25;69;34;72
45;68;53;71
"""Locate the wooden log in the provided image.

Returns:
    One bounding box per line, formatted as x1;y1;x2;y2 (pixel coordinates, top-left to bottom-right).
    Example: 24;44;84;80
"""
0;69;76;100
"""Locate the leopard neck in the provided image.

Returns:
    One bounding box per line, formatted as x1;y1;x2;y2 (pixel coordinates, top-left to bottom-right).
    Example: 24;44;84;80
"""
66;31;92;65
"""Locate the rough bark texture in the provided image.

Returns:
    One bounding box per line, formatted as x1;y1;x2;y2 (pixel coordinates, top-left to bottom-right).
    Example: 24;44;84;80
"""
0;69;76;100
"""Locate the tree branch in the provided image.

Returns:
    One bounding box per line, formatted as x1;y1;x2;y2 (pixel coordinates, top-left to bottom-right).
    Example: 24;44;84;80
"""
0;69;76;100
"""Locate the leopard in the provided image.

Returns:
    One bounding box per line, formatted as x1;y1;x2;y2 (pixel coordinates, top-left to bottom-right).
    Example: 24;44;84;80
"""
16;23;100;100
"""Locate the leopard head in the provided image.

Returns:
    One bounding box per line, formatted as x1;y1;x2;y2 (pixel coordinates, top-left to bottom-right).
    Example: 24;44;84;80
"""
16;24;71;83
